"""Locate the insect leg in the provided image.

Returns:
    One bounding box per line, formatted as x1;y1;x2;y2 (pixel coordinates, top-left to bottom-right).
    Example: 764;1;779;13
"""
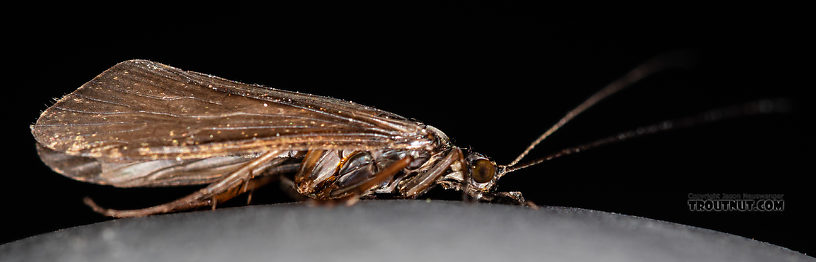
242;169;253;202
311;155;413;206
399;148;463;197
84;150;284;218
279;176;308;201
481;191;538;209
242;163;303;204
335;155;413;197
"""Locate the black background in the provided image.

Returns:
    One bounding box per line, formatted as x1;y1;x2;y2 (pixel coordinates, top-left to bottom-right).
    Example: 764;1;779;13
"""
5;2;814;256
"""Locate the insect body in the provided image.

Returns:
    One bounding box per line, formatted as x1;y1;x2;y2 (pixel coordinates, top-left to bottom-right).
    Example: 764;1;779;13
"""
32;60;513;217
32;56;785;217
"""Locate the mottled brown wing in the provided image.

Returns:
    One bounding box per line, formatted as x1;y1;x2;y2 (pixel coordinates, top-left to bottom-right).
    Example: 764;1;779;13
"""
32;60;434;162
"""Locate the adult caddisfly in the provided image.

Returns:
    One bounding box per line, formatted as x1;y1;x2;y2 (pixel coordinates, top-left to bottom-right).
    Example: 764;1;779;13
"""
31;54;787;217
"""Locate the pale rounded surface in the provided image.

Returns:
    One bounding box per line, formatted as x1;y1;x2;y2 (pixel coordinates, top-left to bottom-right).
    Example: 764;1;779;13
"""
1;200;811;262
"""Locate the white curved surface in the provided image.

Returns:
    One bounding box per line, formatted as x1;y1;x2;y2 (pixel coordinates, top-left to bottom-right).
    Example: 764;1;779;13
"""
1;200;811;262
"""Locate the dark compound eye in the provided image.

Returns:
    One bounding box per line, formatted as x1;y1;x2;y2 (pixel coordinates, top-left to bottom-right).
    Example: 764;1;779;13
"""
471;159;496;183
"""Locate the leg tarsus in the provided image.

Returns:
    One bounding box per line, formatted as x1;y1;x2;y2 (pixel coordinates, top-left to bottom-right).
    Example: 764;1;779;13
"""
279;176;307;201
84;197;117;217
485;191;539;209
306;193;362;207
243;169;253;205
343;194;361;206
83;196;181;218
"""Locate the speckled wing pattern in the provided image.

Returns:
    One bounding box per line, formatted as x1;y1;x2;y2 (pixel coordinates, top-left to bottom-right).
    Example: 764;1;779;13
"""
31;60;434;187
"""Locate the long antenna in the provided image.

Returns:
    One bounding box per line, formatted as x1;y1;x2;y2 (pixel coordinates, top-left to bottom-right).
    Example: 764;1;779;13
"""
501;99;791;175
507;51;696;167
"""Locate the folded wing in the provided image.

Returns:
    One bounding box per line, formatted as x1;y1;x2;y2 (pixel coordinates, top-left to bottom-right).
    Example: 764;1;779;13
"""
32;60;432;162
